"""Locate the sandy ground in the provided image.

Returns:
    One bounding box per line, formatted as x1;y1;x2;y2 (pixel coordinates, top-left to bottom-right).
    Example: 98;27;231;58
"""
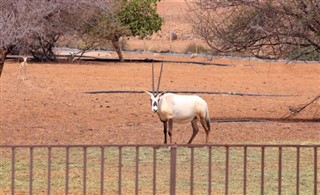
0;53;319;145
0;0;319;145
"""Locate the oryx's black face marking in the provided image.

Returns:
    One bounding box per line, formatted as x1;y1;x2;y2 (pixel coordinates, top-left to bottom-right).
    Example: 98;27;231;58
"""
149;94;161;113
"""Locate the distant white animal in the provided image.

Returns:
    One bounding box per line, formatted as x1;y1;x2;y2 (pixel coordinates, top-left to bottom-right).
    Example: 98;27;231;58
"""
17;57;28;80
145;62;211;144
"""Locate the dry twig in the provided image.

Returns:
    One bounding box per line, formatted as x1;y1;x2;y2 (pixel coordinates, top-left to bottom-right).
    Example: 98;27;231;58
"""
283;94;320;119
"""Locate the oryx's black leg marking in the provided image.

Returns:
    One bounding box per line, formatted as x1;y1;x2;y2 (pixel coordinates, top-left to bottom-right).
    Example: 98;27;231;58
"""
168;119;173;144
189;119;199;144
163;121;168;144
200;118;210;144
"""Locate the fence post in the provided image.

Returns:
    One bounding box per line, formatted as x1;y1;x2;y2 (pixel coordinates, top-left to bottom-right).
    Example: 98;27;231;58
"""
226;146;229;195
83;147;87;195
100;147;105;195
208;147;212;195
48;147;52;195
66;147;70;195
261;147;265;195
278;147;282;195
29;147;34;195
296;147;300;195
170;146;177;195
11;147;15;195
190;147;194;195
314;147;318;195
153;147;157;195
118;147;122;195
135;146;139;195
244;146;247;195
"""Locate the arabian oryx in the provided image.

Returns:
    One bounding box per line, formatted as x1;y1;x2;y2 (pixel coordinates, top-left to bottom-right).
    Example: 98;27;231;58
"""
145;62;211;144
17;56;28;80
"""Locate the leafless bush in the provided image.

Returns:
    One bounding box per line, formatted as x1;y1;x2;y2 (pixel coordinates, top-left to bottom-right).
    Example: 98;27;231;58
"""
0;0;112;76
189;0;320;60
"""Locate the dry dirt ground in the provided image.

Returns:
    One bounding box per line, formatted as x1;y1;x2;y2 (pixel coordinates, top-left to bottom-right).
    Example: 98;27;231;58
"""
0;0;319;145
0;54;319;145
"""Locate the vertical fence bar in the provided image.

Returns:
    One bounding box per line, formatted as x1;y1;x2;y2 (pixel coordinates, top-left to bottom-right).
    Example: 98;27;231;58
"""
296;147;300;195
261;147;265;195
135;146;139;195
170;146;177;195
29;147;33;195
48;147;51;195
11;147;15;195
243;146;247;195
153;147;157;195
118;147;122;195
208;147;212;195
100;147;105;195
190;147;194;195
278;147;282;195
314;147;318;195
225;146;229;195
83;147;87;195
65;147;70;195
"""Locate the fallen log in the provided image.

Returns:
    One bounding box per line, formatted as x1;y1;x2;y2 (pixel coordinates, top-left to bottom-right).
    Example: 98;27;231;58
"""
85;90;297;97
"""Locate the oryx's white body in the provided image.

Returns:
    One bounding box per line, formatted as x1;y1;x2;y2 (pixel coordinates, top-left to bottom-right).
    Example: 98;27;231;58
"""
145;62;211;144
156;93;209;124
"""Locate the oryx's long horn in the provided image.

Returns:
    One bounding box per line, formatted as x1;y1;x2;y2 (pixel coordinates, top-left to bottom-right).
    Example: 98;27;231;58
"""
156;62;164;95
152;61;155;95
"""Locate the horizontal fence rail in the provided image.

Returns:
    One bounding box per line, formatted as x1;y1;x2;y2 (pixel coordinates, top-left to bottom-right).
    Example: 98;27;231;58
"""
0;144;319;195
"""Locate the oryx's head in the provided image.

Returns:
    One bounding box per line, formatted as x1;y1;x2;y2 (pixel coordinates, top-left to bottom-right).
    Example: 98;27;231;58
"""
22;56;28;62
145;62;164;113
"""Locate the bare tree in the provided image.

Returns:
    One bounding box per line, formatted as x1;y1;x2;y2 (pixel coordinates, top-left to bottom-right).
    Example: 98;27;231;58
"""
0;0;111;77
189;0;320;60
189;0;320;117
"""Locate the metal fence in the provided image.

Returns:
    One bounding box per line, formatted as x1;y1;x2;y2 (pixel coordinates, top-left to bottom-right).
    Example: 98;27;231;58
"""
0;144;319;195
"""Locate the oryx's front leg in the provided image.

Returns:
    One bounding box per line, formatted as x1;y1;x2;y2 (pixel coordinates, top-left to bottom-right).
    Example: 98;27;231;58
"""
163;121;168;144
168;119;173;144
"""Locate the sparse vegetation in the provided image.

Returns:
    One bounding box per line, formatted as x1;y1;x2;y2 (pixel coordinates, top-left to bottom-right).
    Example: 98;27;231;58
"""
288;47;320;61
189;0;320;61
184;43;209;54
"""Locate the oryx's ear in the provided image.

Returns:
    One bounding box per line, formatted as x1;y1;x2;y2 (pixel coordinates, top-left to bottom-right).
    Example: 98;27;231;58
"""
144;91;154;97
158;91;166;97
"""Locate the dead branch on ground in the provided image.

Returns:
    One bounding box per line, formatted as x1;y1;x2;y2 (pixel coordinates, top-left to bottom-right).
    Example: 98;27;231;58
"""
283;94;320;119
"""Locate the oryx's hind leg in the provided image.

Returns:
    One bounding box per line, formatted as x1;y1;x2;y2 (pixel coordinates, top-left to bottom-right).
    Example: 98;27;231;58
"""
200;118;210;144
163;121;168;144
188;119;199;144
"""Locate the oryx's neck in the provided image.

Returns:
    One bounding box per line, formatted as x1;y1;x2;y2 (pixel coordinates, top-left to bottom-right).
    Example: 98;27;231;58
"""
157;94;171;112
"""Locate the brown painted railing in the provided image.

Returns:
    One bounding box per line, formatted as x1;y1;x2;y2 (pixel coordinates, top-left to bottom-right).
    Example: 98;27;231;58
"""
0;144;318;195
